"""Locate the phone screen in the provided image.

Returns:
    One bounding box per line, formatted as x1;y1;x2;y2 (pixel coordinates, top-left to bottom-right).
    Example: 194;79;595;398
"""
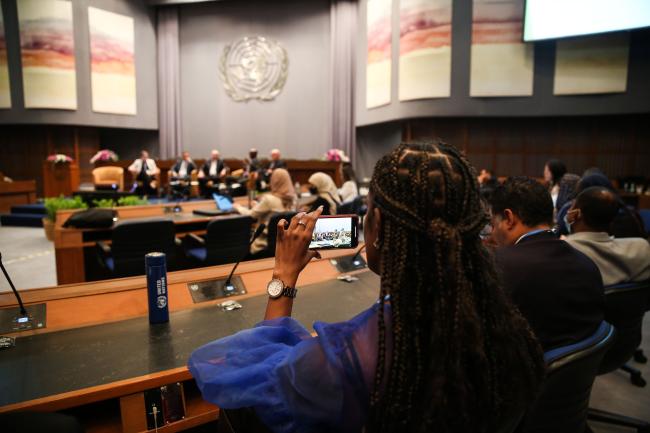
309;215;358;250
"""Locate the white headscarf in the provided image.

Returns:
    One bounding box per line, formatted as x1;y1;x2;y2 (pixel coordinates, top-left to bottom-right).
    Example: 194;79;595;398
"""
309;172;341;213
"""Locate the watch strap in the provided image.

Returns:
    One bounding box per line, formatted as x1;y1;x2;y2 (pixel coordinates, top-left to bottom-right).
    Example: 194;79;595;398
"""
282;286;298;298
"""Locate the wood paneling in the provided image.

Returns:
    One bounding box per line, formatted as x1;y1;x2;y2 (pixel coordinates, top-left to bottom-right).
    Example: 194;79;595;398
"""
407;114;650;179
0;180;37;212
0;125;99;196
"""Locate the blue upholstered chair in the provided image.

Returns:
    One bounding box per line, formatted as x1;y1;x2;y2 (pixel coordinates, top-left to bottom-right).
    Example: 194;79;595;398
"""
521;321;615;433
587;280;650;432
183;215;254;266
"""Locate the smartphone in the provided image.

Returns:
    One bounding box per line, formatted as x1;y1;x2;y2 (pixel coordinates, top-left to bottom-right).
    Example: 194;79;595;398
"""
309;214;359;250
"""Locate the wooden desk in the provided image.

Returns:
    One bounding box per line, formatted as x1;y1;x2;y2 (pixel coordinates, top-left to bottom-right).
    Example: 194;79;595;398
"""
0;250;374;433
97;159;344;190
53;199;248;285
0;180;37;213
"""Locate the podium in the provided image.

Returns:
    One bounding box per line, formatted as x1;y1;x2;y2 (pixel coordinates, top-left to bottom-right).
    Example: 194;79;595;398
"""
43;162;80;197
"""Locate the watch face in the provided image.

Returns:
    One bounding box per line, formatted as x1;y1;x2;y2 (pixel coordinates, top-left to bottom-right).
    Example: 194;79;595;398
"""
267;279;284;298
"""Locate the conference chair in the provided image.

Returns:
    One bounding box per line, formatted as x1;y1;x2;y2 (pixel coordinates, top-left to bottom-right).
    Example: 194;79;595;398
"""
639;209;650;236
587;280;650;433
97;218;177;278
256;211;297;258
183;215;254;266
337;196;364;215
521;321;615;433
92;166;124;191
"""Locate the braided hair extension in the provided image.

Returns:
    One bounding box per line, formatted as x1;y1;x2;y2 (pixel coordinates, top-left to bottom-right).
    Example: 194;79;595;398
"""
367;141;545;433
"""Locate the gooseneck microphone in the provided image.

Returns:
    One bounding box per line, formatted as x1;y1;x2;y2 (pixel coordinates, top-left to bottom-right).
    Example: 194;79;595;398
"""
224;223;266;290
349;244;367;265
0;252;28;318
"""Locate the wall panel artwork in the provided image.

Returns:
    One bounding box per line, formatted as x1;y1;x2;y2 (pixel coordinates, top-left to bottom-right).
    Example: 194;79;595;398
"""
88;7;136;115
470;0;533;97
399;0;452;101
554;32;629;95
0;6;11;108
366;0;392;109
18;0;77;110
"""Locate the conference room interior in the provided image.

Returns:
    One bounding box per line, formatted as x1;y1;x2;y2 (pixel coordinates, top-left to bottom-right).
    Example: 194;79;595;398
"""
0;0;649;432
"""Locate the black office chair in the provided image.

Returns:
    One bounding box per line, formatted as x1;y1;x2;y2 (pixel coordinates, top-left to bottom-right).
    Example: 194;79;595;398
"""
97;218;177;278
252;211;297;259
521;321;615;433
183;215;254;266
587;280;650;433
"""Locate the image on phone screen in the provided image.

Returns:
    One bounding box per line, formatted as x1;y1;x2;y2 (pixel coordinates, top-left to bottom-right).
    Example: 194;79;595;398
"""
309;216;357;249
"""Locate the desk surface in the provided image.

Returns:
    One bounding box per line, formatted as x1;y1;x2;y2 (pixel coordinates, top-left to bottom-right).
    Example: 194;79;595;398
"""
0;272;378;410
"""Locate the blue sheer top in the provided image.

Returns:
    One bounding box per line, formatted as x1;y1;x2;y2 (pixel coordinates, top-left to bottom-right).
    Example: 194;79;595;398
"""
188;302;390;433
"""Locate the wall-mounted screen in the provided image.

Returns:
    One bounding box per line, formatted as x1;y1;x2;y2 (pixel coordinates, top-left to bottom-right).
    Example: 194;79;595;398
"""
523;0;650;41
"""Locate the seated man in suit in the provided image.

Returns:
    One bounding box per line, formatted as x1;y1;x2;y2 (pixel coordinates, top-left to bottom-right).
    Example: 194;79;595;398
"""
170;151;197;198
565;186;650;286
198;150;228;197
128;150;159;196
263;148;287;182
490;177;604;350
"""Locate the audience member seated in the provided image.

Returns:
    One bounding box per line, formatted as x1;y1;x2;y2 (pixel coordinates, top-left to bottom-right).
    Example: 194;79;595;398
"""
490;177;604;350
564;186;650;286
233;168;297;256
170;151;197;199
198;149;228;197
544;159;567;208
557;172;647;238
477;168;499;200
338;162;359;203
305;172;341;215
555;172;580;215
262;148;286;182
128;150;159;196
188;141;544;432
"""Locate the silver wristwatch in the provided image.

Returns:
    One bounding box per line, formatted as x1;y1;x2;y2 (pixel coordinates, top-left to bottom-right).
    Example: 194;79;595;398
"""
266;278;298;299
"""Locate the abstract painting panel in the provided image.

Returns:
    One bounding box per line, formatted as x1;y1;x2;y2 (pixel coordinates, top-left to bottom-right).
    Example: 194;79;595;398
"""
88;7;137;115
366;0;392;109
399;0;452;101
18;0;77;109
554;32;629;95
470;0;534;97
0;6;11;108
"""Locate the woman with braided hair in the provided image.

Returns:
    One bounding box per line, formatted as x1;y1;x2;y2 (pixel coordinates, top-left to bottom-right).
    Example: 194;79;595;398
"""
189;141;545;433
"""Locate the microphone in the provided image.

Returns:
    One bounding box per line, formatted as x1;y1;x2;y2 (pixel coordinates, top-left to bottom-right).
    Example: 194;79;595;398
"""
222;223;266;292
0;252;27;318
331;243;368;273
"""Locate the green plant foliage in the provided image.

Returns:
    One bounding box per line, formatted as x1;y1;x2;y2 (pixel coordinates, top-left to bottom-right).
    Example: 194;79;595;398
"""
44;195;88;222
117;196;148;207
92;198;116;208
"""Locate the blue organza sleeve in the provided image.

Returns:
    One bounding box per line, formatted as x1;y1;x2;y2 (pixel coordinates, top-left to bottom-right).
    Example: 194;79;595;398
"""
188;304;383;433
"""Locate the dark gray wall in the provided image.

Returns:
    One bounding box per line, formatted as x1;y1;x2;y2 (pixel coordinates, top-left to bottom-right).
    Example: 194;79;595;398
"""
355;120;401;179
356;0;650;126
178;0;331;160
0;0;158;129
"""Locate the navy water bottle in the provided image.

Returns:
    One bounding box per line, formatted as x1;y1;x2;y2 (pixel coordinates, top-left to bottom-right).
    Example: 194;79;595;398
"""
145;252;169;324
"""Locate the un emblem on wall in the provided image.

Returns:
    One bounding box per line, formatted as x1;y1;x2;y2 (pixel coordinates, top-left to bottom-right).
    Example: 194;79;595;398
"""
219;36;289;102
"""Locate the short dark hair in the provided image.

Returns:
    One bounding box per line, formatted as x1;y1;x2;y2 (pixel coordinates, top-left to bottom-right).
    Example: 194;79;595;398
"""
491;177;554;227
545;159;567;185
574;186;620;232
577;173;614;193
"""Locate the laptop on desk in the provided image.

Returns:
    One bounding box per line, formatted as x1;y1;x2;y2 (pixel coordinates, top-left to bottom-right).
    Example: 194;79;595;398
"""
192;194;236;217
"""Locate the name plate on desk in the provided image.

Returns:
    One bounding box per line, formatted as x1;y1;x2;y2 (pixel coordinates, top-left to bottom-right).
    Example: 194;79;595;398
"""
188;276;246;303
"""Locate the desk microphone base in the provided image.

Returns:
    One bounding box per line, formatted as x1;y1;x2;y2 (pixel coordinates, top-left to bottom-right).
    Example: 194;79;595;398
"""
331;255;367;273
0;303;47;334
188;276;246;303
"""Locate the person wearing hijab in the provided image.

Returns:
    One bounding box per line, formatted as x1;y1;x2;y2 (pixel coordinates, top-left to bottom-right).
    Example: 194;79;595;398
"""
306;172;341;215
234;168;297;255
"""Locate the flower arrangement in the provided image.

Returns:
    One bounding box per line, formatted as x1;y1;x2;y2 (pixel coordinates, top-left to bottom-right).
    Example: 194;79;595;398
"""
324;148;349;163
90;149;119;163
47;154;73;164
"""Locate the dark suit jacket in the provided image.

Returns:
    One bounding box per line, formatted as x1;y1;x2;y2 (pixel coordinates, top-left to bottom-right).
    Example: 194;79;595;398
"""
201;159;226;178
495;231;604;351
268;159;287;171
172;160;197;178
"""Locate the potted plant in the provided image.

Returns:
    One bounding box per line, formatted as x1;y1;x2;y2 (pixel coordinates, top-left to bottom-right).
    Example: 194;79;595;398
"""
117;196;148;207
43;195;87;241
46;154;74;164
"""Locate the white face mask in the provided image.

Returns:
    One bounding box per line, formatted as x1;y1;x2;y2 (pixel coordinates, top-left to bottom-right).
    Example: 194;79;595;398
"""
564;209;578;234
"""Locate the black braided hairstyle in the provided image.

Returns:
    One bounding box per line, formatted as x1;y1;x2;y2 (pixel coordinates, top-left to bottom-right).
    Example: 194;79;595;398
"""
366;141;544;433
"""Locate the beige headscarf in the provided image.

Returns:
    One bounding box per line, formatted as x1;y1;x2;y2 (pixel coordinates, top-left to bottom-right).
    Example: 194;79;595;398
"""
309;172;341;213
271;168;297;209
